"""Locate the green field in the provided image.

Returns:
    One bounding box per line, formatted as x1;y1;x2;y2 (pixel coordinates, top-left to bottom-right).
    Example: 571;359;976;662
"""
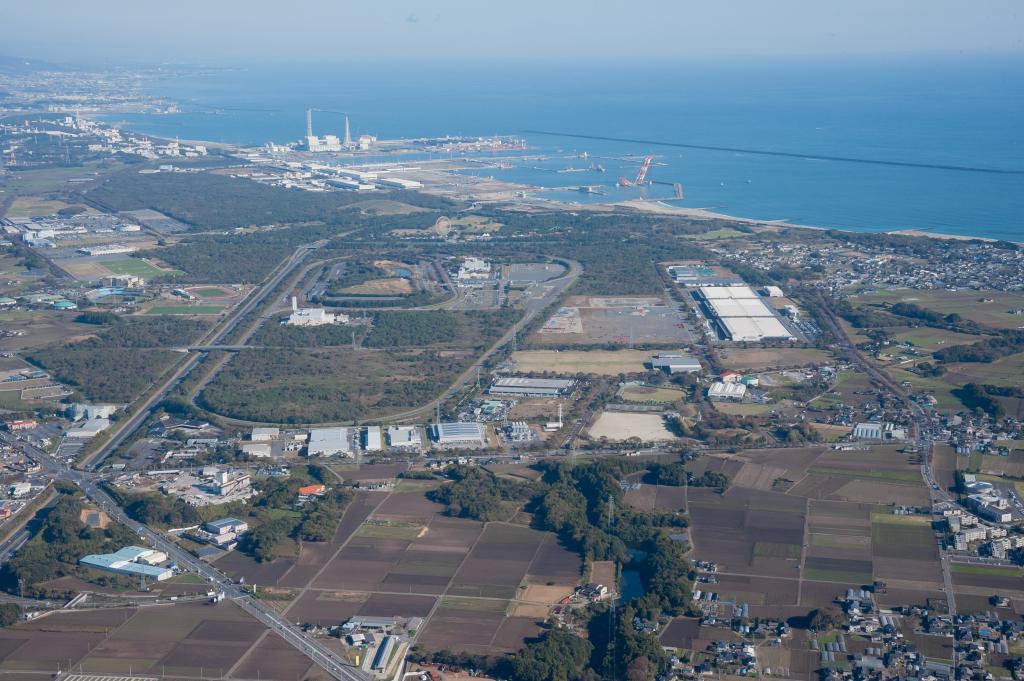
0;390;33;411
809;467;923;484
102;258;175;278
950;563;1024;578
193;287;231;297
871;513;934;552
689;228;748;240
145;305;224;315
803;567;874;584
753;541;801;558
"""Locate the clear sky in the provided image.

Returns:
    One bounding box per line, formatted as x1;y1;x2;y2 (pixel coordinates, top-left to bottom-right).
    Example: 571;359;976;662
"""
5;0;1023;64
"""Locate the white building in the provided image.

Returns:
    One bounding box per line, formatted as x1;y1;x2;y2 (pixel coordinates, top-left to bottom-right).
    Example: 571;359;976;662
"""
66;418;111;438
250;427;279;441
387;426;421;450
698;285;794;341
363;426;382;452
852;422;907;441
239;442;272;458
650;353;702;374
456;257;492;284
286;297;348;326
308;427;352;457
708;382;747;401
7;482;32;498
761;286;785;297
432;422;487;448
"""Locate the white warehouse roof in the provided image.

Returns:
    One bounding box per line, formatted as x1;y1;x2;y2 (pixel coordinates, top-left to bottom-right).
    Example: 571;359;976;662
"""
698;285;759;300
707;297;775;318
719;316;794;341
308;427;351;455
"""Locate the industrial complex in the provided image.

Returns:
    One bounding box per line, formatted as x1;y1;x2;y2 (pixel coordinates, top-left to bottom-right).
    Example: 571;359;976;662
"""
695;285;795;341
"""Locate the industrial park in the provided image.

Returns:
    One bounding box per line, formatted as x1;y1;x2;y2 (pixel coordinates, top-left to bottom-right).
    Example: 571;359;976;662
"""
0;24;1023;681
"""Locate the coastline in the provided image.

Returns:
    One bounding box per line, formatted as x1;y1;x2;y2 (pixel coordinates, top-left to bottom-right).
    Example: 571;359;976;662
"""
608;198;1022;245
140;129;1019;246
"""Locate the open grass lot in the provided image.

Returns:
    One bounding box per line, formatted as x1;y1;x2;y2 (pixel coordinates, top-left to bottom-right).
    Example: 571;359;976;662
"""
511;349;651;375
718;347;832;372
145;304;225;315
851;288;1024;330
941;352;1024;389
101;258;177;279
0;311;99;352
888;325;985;352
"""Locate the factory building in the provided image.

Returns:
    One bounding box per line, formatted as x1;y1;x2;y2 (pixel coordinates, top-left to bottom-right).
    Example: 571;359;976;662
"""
650;353;702;374
666;264;741;287
376;177;423;190
432;422;487;448
708;382;747;401
285;297;348;327
387;425;421;450
250;427;279;441
697;285;794;341
852;422;907;441
77;244;136;256
80;546;173;581
239;442;272;458
364;426;382;452
488;377;576;398
308;427;352;457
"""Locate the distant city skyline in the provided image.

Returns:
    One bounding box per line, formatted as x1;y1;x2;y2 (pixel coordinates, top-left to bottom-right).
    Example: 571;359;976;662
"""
4;0;1024;63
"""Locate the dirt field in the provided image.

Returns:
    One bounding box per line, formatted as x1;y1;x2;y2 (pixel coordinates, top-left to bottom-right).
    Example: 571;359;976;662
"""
718;348;832;372
618;384;685;403
0;601;279;678
531;296;691;346
339;277;414;295
511;349;652;375
586;411;679;442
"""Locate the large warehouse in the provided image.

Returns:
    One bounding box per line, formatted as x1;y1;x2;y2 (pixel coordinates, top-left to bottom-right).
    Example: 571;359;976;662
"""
308;427;352;456
697;285;794;342
489;377;576;397
432;421;487;447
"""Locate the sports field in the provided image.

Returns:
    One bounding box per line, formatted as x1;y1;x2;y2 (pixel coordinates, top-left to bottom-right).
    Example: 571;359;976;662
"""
145;305;224;315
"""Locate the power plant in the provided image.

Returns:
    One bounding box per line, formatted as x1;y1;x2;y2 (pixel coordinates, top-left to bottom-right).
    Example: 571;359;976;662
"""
303;108;349;153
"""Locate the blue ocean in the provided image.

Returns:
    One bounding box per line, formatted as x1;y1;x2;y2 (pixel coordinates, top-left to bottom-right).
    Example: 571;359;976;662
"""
103;57;1024;241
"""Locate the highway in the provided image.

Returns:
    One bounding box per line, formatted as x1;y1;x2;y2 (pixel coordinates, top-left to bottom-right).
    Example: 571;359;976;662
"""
76;242;321;471
0;240;372;681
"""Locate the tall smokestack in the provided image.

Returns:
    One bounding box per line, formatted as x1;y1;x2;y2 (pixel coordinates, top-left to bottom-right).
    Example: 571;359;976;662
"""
306;109;313;138
292;296;298;312
343;115;351;147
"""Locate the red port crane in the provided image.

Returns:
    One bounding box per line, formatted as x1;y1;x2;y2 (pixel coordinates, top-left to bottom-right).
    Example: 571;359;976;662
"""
617;155;654;187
